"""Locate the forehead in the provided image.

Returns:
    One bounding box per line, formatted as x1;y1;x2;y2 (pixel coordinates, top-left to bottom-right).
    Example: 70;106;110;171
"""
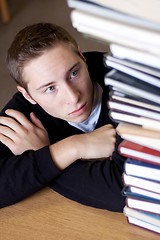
22;43;80;84
26;43;79;70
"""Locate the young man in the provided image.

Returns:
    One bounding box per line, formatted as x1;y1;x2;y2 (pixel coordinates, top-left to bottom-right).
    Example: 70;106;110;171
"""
0;23;126;211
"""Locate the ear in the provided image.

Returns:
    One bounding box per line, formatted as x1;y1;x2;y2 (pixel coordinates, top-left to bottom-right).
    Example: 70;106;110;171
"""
78;46;86;62
17;86;37;105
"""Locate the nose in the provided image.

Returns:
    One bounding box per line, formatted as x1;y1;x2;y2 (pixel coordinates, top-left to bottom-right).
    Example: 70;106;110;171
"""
64;84;80;104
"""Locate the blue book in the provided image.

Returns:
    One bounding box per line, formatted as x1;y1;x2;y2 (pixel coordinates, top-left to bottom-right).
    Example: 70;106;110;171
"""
126;197;160;215
124;206;160;234
127;216;160;234
122;186;160;203
124;206;160;227
124;158;160;182
105;69;160;104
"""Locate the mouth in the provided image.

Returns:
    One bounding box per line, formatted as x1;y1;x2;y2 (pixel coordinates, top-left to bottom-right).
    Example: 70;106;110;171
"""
69;103;87;116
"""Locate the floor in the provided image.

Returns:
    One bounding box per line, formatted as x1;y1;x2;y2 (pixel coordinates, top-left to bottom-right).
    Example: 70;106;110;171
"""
0;0;108;110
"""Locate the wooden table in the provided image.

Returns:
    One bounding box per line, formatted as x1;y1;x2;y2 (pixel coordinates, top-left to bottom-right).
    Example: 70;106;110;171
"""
0;187;159;240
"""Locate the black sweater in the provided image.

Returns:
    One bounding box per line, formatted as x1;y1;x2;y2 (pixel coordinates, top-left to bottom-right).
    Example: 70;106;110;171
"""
0;52;126;211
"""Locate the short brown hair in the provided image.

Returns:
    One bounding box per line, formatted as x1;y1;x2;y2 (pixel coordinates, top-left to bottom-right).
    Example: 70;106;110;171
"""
6;23;79;89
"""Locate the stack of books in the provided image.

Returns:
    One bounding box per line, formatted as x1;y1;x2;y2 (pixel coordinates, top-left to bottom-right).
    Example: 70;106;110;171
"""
117;125;160;234
67;0;160;234
68;0;160;53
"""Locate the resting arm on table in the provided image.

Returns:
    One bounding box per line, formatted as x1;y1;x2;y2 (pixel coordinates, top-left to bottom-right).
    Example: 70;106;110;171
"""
0;109;124;211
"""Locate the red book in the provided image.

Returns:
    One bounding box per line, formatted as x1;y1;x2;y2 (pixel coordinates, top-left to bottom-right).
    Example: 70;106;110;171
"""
118;140;160;166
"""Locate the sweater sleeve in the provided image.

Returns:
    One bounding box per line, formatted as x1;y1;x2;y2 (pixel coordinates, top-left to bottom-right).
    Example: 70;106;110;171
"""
0;145;61;208
0;93;62;208
49;134;126;212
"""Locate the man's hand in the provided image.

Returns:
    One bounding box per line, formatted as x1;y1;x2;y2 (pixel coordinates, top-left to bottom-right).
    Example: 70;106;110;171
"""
77;124;116;160
0;109;50;155
49;124;116;170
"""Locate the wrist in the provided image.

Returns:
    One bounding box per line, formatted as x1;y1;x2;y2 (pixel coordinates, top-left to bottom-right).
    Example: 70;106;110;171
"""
49;135;80;170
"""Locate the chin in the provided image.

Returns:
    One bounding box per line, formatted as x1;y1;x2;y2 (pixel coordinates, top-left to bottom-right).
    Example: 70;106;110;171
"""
73;113;91;123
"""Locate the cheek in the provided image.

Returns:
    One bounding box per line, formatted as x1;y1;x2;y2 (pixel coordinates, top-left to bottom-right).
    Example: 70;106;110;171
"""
83;77;93;95
34;96;55;110
79;70;92;90
36;96;66;117
40;102;61;117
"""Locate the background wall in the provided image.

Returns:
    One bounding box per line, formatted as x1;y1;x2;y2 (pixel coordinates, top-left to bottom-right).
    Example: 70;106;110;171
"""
0;0;108;110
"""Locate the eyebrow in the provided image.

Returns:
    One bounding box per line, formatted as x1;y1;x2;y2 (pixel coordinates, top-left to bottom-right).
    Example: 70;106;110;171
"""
36;61;80;91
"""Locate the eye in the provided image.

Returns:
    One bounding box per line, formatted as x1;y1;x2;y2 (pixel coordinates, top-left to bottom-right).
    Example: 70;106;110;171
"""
46;86;55;93
70;70;78;79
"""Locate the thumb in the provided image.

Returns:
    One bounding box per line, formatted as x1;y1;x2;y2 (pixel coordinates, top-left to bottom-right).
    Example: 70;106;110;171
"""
30;112;45;129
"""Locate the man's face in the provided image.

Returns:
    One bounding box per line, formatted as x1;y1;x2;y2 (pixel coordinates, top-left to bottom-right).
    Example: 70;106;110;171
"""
22;43;94;123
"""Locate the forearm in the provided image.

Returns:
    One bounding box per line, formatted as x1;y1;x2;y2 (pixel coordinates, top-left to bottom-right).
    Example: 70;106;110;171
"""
49;133;126;213
50;150;126;212
49;135;80;170
49;125;116;170
0;146;61;208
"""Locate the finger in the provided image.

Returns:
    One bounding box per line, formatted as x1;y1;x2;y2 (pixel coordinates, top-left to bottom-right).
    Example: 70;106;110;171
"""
0;132;15;150
5;109;32;128
30;112;45;129
105;124;115;129
0;132;19;155
0;116;24;133
103;125;116;136
0;125;17;140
